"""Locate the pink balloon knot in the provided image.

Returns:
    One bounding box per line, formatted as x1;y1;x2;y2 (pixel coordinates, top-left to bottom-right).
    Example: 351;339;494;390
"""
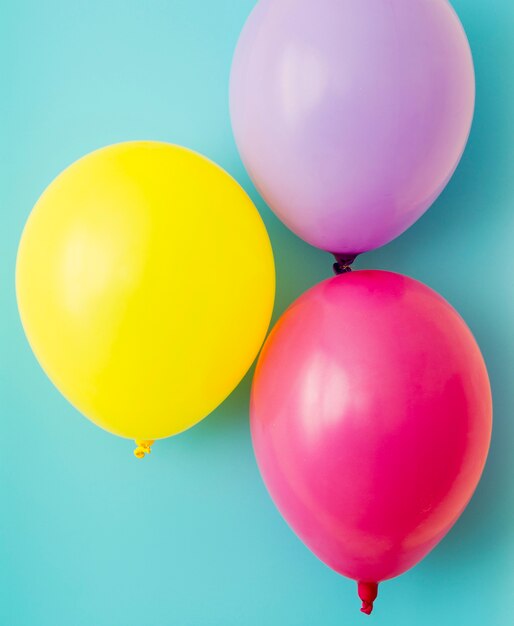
360;601;373;615
358;581;378;616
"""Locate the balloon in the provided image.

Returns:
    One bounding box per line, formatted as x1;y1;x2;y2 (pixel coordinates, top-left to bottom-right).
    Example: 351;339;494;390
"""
250;270;491;613
230;0;475;255
16;141;275;456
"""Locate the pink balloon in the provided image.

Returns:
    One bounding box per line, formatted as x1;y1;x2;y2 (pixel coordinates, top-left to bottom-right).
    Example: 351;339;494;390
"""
250;271;491;614
230;0;475;254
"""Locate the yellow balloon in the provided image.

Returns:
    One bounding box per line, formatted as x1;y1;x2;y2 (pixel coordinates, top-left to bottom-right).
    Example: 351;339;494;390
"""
16;141;275;455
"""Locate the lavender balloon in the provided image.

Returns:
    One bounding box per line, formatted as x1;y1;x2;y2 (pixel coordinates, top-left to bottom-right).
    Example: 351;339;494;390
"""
230;0;475;256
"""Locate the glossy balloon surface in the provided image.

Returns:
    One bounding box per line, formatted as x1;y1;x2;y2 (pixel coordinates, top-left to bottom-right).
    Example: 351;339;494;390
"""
16;141;275;441
231;0;475;254
251;271;491;583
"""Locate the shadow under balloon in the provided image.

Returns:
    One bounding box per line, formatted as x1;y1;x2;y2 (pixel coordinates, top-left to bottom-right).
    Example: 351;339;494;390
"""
362;1;513;277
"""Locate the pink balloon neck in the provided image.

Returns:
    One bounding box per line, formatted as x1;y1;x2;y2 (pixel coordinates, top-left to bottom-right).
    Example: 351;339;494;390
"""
358;581;379;615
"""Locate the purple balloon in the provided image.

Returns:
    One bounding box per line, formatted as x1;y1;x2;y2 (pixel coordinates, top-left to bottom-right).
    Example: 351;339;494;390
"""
230;0;475;255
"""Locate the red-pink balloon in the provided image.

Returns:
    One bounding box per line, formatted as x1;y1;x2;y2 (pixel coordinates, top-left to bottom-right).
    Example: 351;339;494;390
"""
250;271;492;614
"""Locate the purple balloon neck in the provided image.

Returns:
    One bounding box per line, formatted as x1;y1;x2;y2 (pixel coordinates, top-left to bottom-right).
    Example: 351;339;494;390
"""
332;253;358;275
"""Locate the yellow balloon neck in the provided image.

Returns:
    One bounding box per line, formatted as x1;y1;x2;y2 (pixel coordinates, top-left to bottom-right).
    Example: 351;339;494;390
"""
133;440;154;459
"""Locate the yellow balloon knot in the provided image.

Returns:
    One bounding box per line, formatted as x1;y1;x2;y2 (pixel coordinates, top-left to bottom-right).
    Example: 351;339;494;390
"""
133;440;154;459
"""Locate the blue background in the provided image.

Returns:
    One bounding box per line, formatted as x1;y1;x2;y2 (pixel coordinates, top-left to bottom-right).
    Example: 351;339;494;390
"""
1;1;512;624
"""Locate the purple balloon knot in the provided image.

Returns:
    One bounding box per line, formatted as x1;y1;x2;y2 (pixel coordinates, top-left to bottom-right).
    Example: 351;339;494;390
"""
333;253;358;275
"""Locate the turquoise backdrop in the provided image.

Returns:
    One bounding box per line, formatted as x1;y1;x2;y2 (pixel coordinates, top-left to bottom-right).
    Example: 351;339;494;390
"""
1;1;512;624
